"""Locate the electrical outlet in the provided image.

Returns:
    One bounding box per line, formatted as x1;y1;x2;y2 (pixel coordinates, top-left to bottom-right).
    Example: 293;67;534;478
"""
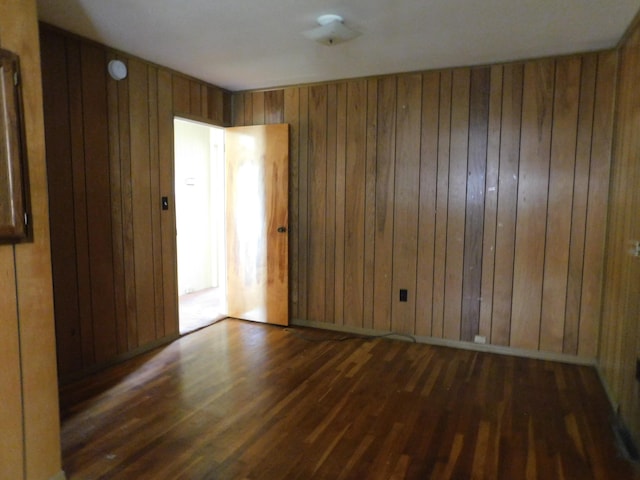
474;335;486;344
399;289;408;302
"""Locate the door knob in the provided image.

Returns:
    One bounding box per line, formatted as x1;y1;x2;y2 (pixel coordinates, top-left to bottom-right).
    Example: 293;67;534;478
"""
277;226;287;233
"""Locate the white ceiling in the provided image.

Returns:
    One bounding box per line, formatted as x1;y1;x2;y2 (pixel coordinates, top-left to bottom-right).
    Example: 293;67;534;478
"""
37;0;640;92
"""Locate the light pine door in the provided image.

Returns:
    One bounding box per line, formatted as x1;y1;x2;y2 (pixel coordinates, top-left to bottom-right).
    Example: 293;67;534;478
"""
225;124;289;326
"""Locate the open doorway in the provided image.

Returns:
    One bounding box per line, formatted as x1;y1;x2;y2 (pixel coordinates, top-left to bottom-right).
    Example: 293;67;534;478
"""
174;117;227;334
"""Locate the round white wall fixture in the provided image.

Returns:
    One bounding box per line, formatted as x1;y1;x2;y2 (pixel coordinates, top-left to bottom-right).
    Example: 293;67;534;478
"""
108;59;127;80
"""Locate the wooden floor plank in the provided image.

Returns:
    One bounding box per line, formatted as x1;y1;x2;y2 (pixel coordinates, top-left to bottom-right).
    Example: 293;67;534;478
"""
59;319;639;479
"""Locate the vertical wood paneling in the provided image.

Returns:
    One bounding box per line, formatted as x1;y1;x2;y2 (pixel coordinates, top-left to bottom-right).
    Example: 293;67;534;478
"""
599;24;638;444
443;69;470;341
265;90;284;124
42;25;230;378
580;52;615;358
189;81;201;117
511;59;555;350
66;38;95;367
158;70;178;337
461;67;490;342
0;249;23;479
415;72;440;337
200;84;208;119
129;58;156;346
297;87;309;320
244;92;253;126
307;85;327;322
118;61;137;351
41;28;82;374
391;74;422;334
334;83;347;325
252;91;265;124
148;67;165;339
492;64;523;346
563;55;597;355
172;75;190;115
363;78;378;330
81;43;118;363
344;80;367;328
209;87;226;125
106;54;128;355
540;57;581;353
233;93;245;126
479;65;503;340
284;88;300;319
325;84;338;324
256;54;612;360
4;3;62;477
432;71;452;338
43;25;621;384
373;77;397;332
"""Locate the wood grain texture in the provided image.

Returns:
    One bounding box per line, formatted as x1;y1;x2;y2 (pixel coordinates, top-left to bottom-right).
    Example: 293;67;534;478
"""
600;20;640;448
492;64;523;346
283;88;299;318
461;67;490;342
81;42;118;362
511;59;555;351
415;72;439;337
433;71;452;338
344;80;367;328
324;84;338;327
0;248;23;480
478;65;503;340
334;83;347;325
581;51;616;359
231;54;615;360
67;37;96;366
158;69;179;338
172;75;190;115
2;2;62;478
373;76;396;332
391;74;422;334
443;69;470;341
233;93;245;126
41;28;82;373
564;55;597;355
363;78;378;330
148;66;165;340
540;57;580;353
129;58;156;346
307;85;327;323
297;87;309;322
225;125;289;326
252;91;265;125
59;320;638;479
106;52;128;355
40;25;229;378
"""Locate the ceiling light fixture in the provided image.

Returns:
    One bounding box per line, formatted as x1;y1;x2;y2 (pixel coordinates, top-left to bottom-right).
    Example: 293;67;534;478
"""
303;14;361;46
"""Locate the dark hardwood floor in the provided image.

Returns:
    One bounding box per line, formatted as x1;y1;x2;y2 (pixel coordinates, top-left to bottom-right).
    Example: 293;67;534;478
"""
59;319;639;479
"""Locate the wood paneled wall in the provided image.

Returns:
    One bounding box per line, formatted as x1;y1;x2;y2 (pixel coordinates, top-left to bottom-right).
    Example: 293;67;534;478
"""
600;18;640;446
234;52;617;358
0;1;62;479
40;24;231;379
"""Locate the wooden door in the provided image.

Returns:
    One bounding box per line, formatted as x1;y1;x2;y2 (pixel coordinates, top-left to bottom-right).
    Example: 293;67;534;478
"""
225;124;289;326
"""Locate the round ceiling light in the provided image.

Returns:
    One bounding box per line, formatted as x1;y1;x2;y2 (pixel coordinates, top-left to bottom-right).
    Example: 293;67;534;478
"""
317;14;344;26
